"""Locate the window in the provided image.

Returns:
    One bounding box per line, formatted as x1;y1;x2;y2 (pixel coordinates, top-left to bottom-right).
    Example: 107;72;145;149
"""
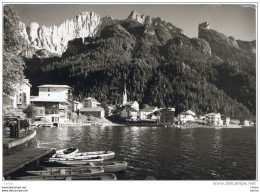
48;94;50;96
48;88;50;92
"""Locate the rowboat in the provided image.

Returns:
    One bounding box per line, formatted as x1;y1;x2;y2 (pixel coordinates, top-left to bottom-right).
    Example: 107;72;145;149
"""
15;173;117;180
44;161;128;172
26;166;104;176
56;150;115;160
44;156;104;164
54;147;78;158
73;151;115;160
88;161;128;173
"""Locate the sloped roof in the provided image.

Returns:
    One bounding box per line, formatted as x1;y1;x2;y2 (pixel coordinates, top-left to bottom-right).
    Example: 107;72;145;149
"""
125;101;138;106
38;85;71;88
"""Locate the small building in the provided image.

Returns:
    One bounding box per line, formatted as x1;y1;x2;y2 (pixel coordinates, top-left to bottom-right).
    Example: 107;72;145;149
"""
121;107;138;121
225;117;230;126
139;106;158;120
80;107;105;118
83;97;101;108
107;105;115;116
73;101;83;112
205;113;223;126
3;79;32;109
127;108;138;120
123;101;139;111
178;110;196;123
244;120;250;127
230;119;240;125
159;108;175;124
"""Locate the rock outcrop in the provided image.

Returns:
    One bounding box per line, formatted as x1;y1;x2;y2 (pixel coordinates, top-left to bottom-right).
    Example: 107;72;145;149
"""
198;22;239;49
126;11;184;45
22;11;101;57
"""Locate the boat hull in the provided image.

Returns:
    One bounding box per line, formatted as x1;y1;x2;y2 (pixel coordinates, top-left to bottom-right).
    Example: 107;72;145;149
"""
26;167;104;176
43;161;128;173
15;173;117;180
55;148;79;158
75;151;115;160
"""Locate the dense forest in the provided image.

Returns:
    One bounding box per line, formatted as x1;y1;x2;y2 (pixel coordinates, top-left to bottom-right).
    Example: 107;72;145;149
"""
20;10;255;120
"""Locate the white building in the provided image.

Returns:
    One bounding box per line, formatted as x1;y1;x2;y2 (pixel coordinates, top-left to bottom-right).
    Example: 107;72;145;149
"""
225;117;230;126
83;97;101;108
178;110;196;123
30;85;73;124
205;113;223;126
124;101;139;111
121;108;138;120
244;120;250;127
80;107;105;118
3;79;32;109
139;106;158;120
73;101;83;112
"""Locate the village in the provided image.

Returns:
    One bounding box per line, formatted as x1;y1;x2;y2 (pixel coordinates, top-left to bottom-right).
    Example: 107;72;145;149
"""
3;79;254;129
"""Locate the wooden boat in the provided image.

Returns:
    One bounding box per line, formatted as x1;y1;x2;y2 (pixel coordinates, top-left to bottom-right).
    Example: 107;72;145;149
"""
73;151;115;160
88;161;128;173
26;167;104;176
55;149;115;160
44;161;128;173
15;173;117;180
44;157;104;165
55;147;78;158
46;156;104;162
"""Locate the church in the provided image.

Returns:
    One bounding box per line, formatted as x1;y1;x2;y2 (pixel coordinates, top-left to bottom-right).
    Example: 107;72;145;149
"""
120;83;139;120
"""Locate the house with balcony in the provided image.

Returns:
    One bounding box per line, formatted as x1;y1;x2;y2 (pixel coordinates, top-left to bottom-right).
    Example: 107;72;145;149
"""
30;85;73;124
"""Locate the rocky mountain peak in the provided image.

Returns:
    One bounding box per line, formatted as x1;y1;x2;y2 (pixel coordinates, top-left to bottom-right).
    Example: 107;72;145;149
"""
22;11;101;57
127;10;149;24
198;22;212;30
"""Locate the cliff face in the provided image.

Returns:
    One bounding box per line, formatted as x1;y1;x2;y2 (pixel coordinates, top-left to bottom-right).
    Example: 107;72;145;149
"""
21;12;101;57
126;11;184;45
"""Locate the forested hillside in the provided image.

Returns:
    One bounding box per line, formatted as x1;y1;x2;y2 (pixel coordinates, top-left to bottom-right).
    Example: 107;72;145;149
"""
23;11;255;119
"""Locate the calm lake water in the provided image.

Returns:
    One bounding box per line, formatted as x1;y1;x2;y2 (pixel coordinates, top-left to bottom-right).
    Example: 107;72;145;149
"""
36;126;256;180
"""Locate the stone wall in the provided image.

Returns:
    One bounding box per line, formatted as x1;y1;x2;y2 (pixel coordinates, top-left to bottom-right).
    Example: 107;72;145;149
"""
3;130;38;156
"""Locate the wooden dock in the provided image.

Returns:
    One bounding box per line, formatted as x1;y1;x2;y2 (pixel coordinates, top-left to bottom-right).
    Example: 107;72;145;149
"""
3;148;53;176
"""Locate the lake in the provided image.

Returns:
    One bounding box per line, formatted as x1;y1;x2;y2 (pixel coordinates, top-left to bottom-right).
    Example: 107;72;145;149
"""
36;126;256;180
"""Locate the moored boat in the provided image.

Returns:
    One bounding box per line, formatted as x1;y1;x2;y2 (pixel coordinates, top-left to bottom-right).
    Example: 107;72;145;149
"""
55;147;78;158
26;166;104;176
43;161;127;172
44;157;104;165
15;173;117;180
88;161;128;173
74;151;115;160
54;149;115;160
47;156;104;162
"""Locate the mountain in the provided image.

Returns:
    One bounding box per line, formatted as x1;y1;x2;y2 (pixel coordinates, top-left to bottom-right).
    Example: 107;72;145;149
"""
17;10;255;119
19;11;102;58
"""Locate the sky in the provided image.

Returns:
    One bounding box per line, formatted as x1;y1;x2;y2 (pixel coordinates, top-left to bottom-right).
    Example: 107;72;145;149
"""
10;4;256;41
